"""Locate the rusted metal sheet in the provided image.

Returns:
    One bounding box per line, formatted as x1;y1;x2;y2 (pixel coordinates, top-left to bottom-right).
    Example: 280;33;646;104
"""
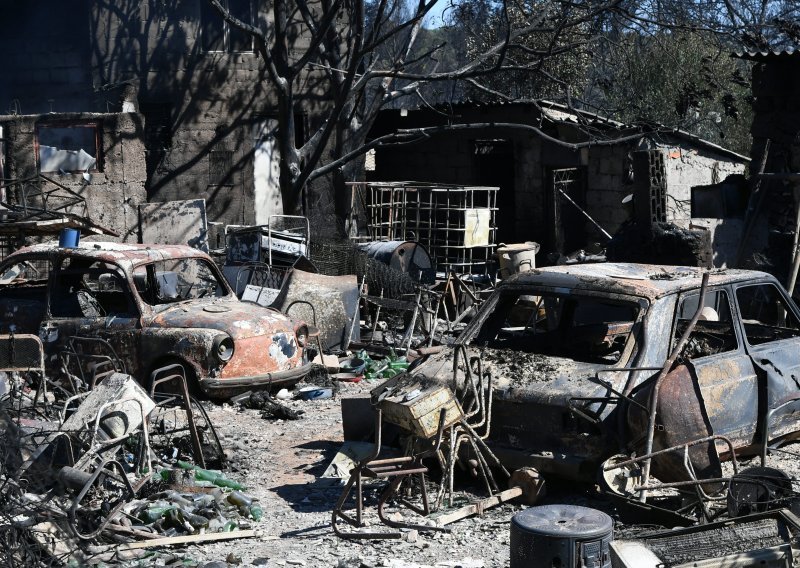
402;261;800;484
750;347;800;446
504;263;770;302
628;365;722;484
272;269;359;352
138;199;209;252
692;355;759;447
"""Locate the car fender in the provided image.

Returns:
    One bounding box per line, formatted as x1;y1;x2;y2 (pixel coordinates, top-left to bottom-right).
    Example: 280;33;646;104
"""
138;327;227;378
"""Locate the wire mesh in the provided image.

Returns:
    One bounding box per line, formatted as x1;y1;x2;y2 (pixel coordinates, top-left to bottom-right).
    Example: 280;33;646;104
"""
310;239;417;299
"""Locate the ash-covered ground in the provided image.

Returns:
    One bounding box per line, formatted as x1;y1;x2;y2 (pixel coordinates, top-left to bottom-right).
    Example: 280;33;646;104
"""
174;380;800;568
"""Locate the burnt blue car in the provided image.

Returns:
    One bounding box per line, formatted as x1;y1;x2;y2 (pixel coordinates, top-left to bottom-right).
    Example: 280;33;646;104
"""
411;263;800;482
0;242;313;397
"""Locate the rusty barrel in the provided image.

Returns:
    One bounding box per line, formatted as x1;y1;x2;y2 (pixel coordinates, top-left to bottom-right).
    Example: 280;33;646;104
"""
357;240;434;283
510;505;612;568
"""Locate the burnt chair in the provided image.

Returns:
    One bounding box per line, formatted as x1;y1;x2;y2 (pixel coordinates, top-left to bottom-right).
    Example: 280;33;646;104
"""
332;407;448;539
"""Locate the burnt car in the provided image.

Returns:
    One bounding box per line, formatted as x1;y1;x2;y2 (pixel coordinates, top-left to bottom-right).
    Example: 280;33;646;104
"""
405;263;800;482
0;242;313;397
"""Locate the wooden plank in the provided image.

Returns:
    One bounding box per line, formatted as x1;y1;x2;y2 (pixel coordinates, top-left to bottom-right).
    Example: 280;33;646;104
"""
116;529;261;550
435;487;521;526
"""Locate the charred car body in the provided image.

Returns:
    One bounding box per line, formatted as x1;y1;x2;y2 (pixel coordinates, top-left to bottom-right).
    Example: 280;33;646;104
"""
410;263;800;482
0;242;313;397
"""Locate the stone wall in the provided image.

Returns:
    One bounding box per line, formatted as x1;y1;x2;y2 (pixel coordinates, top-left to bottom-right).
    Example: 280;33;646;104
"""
0;112;148;242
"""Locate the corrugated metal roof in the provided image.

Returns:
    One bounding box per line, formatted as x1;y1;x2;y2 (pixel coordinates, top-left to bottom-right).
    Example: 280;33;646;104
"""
733;46;799;61
390;99;750;163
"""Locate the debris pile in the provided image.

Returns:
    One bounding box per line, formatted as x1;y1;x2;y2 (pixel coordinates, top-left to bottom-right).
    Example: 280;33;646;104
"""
0;362;257;567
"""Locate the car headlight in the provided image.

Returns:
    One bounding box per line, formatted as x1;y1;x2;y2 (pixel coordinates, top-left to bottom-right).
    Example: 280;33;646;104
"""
296;326;308;348
213;335;235;362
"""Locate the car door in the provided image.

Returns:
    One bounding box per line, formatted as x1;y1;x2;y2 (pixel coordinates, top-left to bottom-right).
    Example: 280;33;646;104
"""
733;280;800;445
673;286;760;447
0;254;51;334
43;257;141;376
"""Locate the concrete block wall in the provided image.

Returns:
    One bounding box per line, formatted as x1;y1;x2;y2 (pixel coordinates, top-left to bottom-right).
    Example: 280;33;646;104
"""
0;2;93;114
0;112;148;242
513;137;544;243
585;145;632;237
0;0;341;231
662;146;745;224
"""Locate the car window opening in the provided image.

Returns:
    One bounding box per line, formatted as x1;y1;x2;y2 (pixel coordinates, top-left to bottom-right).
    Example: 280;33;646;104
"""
52;259;137;318
134;258;228;306
473;290;638;364
736;283;800;345
674;289;739;361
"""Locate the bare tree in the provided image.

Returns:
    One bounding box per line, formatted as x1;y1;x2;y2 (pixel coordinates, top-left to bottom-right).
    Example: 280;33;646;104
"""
209;0;625;219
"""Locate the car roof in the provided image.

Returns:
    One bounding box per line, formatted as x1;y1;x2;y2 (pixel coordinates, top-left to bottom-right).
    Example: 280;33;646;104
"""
8;241;212;272
501;262;772;301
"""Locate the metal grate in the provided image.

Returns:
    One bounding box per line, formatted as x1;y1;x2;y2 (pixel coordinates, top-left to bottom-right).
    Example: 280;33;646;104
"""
0;334;45;372
648;151;667;223
351;182;499;275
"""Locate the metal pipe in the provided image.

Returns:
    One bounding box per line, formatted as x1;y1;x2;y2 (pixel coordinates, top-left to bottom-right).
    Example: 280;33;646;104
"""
787;188;800;296
557;188;612;240
639;272;709;502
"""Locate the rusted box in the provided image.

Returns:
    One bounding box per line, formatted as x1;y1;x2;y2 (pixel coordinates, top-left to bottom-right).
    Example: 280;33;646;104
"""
378;381;462;439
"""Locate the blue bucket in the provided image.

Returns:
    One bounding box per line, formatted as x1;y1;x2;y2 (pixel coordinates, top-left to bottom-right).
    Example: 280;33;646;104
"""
58;228;80;248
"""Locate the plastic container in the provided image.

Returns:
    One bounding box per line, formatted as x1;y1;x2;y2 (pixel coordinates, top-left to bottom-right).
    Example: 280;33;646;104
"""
58;228;81;248
497;242;540;278
510;505;612;568
297;386;333;400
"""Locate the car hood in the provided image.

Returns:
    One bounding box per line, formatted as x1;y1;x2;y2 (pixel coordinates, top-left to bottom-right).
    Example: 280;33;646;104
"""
147;298;298;340
417;346;616;404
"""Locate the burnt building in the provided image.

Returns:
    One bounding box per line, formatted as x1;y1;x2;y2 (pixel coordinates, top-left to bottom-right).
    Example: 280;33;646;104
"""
733;48;800;280
0;1;338;243
367;101;749;266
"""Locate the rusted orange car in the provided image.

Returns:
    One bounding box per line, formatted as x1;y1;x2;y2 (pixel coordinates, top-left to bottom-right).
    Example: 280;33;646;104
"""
0;242;313;397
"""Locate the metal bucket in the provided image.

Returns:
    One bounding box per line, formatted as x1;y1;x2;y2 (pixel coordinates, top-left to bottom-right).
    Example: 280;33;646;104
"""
510;504;612;568
497;242;539;278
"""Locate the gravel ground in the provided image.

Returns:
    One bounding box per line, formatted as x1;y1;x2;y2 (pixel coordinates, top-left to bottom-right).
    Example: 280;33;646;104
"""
182;381;522;567
159;380;800;568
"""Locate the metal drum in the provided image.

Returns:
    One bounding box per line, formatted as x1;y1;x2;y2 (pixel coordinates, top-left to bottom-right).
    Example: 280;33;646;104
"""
358;240;435;283
510;505;613;568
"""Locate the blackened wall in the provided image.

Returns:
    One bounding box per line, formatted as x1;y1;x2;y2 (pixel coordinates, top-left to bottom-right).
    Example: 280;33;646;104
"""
0;1;93;114
0;1;342;234
370;104;747;260
744;54;800;275
0;112;148;241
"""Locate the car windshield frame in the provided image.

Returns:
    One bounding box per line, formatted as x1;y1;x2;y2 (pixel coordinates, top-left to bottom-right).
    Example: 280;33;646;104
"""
132;256;231;309
460;284;645;366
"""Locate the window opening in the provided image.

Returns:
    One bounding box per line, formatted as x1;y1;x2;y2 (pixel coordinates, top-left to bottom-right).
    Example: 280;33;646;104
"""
736;283;800;345
37;124;100;173
674;289;738;360
133;258;228;307
201;0;253;52
51;259;136;318
473;290;638;364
